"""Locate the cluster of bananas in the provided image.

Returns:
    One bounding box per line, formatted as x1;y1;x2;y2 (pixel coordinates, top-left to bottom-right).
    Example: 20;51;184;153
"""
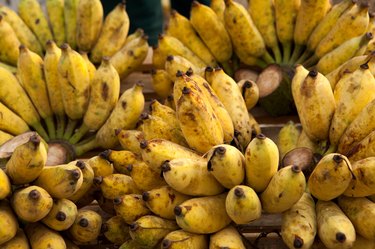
0;0;149;157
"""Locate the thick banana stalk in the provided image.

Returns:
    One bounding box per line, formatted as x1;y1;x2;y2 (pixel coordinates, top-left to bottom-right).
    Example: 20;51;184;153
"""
0;16;20;65
90;2;129;64
278;121;301;160
151;69;173;98
69;210;102;243
329;63;375;147
18;0;53;51
110;35;149;79
114;194;151;224
64;0;79;49
317;33;373;75
76;0;103;51
292;66;335;142
190;1;232;63
0;169;11;200
128;162;166;191
209;226;246;249
0;102;29;135
41;198;78;231
281;192;316;249
248;0;282;63
344;157;375;197
308;153;352;201
46;0;65;46
26;223;66;249
167;10;217;66
162;230;208;249
0;5;43;55
102;215;131;245
347;130;375;161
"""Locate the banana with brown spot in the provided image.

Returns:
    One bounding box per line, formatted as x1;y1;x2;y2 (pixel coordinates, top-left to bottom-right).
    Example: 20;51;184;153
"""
25;223;66;249
127;162;166;191
69;210;102;243
161;230;208;249
41;198;78;231
94;173;141;199
114;194;151;225
209;226;246;249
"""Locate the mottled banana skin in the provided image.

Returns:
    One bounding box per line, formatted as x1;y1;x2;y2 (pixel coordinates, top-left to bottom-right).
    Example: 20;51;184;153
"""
96;173;140;200
0;102;29;135
41;198;78;231
69;210;102;243
46;0;65;46
64;0;79;49
151;69;173;98
277;121;300;160
162;230;208;249
343;157;375;197
0;229;29;249
209;226;246;249
114;194;151;225
103;216;131;245
128;161;166;191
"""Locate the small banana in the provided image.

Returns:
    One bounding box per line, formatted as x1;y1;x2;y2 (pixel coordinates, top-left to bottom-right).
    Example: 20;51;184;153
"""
90;2;129;64
209;226;246;249
344;157;375;197
41;198;78;231
80;51;96;82
225;185;262;224
67;161;94;202
148;99;179;129
0;229;29;249
151;69;173;98
116;129;145;155
260;165;306;213
25;223;66;249
127;162;166;191
152;44;166;69
119;240;146;249
347;130;375;161
87;153;114;177
0;102;30;135
102;215;131;245
297;129;320;152
0;169;11;200
94;173;140;199
0;61;17;74
102;149;141;175
46;0;65;46
18;0;53;51
0;15;20;65
161;229;208;249
76;0;103;51
0;200;18;245
278;121;301;160
113;194;151;224
210;0;225;23
6;133;47;185
11;186;53;222
0;130;13;146
69;210;102;243
64;0;79;49
165;55;201;81
237;79;259;111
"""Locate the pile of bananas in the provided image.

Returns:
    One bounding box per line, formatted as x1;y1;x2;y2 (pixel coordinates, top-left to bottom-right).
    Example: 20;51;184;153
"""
0;0;149;159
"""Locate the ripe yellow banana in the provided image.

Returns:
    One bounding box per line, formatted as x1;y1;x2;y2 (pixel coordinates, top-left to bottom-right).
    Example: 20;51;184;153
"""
207;144;245;189
167;10;217;66
209;226;246;249
0;229;29;249
278;121;301;160
162;157;224;196
225;185;262;224
244;133;279;192
165;55;201;81
0;200;18;245
0;15;20;65
94;173;140;199
190;1;232;63
116;130;145;155
308;153;352;201
174;193;231;234
148;99;179;128
46;0;65;46
34;163;83;199
0;169;11;200
151;69;173;98
102;215;131;245
0;130;13;146
76;0;103;51
142;186;191;220
102;149;141;175
11;186;53;222
18;0;53;51
0;61;17;74
5;133;47;185
161;229;208;249
347;130;375;161
69;210;102;243
164;94;176;110
344;157;375;197
0;5;43;55
41;198;78;231
119;240;145;249
67;161;94;202
81;51;96;82
127;161;166;191
237;79;259;111
113;194;151;225
64;0;79;50
87;154;114;177
281;192;317;249
0;102;29;135
90;2;129;64
25;223;66;249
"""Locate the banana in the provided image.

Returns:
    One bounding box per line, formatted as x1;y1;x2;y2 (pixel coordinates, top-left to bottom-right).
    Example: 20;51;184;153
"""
152;44;166;69
0;5;43;55
0;130;13;146
64;0;79;49
140;138;202;173
308;153;352;201
161;230;208;249
317;32;374;75
70;57;120;144
129;215;179;248
209;226;246;249
281;192;317;249
274;0;300;63
5;133;47;185
69;209;102;243
18;0;53;51
244;133;279;193
90;2;129;64
41;198;78;231
237;79;259;111
162;158;224;196
116;129;145;155
119;240;145;249
58;43;90;120
95;83;144;149
224;0;267;61
46;0;65;46
18;45;55;138
76;0;103;51
113;194;151;224
225;185;262;224
207;144;245;189
87;154;114;177
94;191;116;215
205;67;252;149
127;162;166;191
0;229;29;249
248;112;262;136
315;2;370;59
102;215;131;245
102;149;141;175
110;35;149;79
151;69;173;98
278;121;301;160
0;169;11;200
347;131;375;161
0;102;30;135
330;63;375;147
260;165;306;213
148;99;179;128
190;1;232;63
344;157;375;197
81;51;96;82
0;200;18;245
338;98;375;155
210;0;225;23
11;186;53;222
0;61;17;74
0;15;20;65
297;129;320;152
338;196;375;240
94;173;140;199
167;10;217;66
164;94;177;111
291;66;335;142
316;200;356;249
142;186;191;220
248;0;282;63
25;223;66;249
165;55;201;81
174;193;231;234
34;163;83;199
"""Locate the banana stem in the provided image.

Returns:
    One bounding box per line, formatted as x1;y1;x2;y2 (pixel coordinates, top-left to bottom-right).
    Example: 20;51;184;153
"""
303;54;319;68
262;51;275;64
272;45;282;64
69;124;90;144
282;42;292;64
74;136;98;156
44;116;56;140
289;44;304;64
32;122;49;142
56;115;66;139
255;59;268;69
296;49;312;64
63;119;78;140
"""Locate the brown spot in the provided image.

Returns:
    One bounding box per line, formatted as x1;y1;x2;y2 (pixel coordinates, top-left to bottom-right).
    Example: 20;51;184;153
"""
232;17;237;24
35;18;40;24
184;206;192;211
128;50;134;56
278;192;283;198
168;193;176;202
122;101;127;109
101;82;109;100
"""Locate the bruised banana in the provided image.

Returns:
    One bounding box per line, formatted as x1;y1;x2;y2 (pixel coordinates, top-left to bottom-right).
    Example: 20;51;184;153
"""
41;198;78;231
151;69;173;98
69;210;102;243
102;215;131;245
0;102;29;135
127;162;166;191
0;229;29;249
116;130;145;155
25;223;66;249
103;149;141;175
94;173;140;199
161;230;208;249
0;16;20;65
237;79;259;111
0;169;11;200
278;121;300;160
46;0;65;46
344;157;375;197
113;194;151;224
0;200;18;245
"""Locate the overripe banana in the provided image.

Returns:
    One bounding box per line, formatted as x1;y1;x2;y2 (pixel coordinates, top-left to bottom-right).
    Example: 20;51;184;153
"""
343;157;375;197
117;129;145;155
